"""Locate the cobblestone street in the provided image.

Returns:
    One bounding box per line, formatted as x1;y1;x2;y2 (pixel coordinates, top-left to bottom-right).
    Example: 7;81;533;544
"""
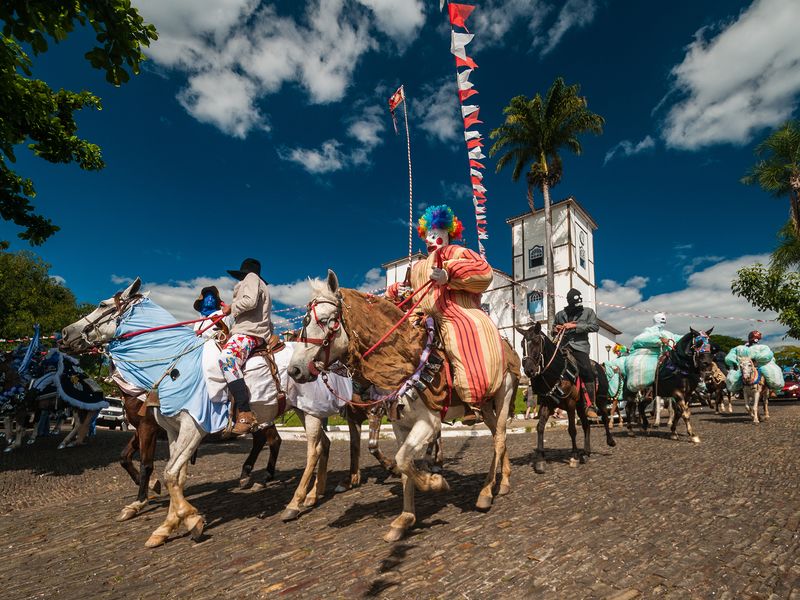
1;402;799;599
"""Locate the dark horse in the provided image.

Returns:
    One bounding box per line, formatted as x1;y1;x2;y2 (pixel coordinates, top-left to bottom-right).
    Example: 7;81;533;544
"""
623;328;714;443
517;323;615;474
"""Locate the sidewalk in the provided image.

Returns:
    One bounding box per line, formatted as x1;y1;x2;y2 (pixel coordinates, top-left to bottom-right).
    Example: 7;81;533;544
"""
273;415;569;441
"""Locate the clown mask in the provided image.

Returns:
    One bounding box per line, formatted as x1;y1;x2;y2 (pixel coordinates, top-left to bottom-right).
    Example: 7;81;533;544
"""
426;228;450;253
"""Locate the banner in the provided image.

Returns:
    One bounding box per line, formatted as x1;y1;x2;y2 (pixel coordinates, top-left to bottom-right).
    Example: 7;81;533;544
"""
448;3;488;255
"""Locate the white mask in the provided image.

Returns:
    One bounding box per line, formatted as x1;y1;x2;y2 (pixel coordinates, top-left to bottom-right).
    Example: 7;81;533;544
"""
653;312;667;326
425;228;450;253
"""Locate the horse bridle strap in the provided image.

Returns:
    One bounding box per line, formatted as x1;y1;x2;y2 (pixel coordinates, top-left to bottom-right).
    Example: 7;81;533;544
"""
298;297;343;374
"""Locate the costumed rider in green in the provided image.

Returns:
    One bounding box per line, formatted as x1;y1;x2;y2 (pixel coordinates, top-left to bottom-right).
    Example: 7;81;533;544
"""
554;288;599;411
724;330;784;393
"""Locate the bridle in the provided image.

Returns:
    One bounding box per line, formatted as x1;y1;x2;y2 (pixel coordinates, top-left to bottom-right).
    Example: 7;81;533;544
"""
297;294;344;376
689;333;711;370
740;358;762;387
522;329;572;399
78;293;140;350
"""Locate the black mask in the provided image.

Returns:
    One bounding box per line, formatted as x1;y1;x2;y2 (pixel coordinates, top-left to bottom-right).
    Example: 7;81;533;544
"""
565;288;583;317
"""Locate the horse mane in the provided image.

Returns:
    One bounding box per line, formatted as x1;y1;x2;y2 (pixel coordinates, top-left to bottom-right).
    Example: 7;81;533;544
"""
339;288;426;390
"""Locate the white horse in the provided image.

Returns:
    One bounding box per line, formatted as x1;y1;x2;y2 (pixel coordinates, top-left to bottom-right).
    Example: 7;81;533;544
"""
738;356;769;423
287;271;520;542
61;278;351;548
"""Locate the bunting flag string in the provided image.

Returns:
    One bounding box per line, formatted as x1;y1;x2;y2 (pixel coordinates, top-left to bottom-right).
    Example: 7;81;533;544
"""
447;2;488;256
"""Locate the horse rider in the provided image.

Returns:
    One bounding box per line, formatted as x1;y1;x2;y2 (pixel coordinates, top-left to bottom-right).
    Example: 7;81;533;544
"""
386;205;505;423
553;288;599;413
192;285;231;339
219;258;273;435
745;330;762;348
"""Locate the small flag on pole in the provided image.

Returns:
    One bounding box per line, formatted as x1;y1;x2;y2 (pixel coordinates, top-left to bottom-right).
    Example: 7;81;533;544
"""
388;86;405;134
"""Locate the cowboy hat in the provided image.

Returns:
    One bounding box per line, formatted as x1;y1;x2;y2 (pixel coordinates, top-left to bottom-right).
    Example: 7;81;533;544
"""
193;286;222;313
227;258;267;283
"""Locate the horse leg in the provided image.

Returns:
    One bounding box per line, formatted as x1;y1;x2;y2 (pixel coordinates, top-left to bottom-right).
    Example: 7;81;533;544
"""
240;427;268;489
121;416;160;521
74;410;96;445
476;382;511;510
625;393;637;437
282;412;323;521
763;387;770;421
117;429;148;521
576;398;591;464
534;403;551;474
653;396;662;427
336;408;362;492
432;432;444;474
304;422;331;508
597;394;615;448
264;424;281;483
368;410;397;475
639;399;650;435
146;413;205;547
567;402;579;468
751;389;760;424
676;394;700;443
727;391;733;414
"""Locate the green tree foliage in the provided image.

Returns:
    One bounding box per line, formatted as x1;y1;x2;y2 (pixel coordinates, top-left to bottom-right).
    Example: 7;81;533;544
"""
0;250;86;338
710;334;746;354
732;264;800;340
773;345;800;368
489;77;604;328
741;119;800;237
1;1;157;245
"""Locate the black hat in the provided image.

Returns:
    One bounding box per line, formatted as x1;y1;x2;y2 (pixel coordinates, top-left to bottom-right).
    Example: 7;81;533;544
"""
193;286;222;313
227;258;267;283
567;288;583;306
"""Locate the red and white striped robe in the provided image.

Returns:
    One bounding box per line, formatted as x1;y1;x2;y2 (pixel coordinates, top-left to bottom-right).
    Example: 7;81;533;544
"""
388;245;504;406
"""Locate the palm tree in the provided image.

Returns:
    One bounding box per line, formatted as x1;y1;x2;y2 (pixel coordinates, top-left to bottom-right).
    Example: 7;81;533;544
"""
742;120;800;237
489;77;604;330
771;221;800;272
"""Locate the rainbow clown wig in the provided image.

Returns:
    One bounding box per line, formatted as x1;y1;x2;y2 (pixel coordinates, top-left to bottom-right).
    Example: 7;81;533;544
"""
417;204;464;241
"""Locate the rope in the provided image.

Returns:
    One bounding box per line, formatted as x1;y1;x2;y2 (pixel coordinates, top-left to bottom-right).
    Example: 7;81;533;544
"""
362;283;434;359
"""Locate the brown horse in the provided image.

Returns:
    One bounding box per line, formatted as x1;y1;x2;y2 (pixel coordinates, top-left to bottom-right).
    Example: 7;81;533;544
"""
516;323;615;474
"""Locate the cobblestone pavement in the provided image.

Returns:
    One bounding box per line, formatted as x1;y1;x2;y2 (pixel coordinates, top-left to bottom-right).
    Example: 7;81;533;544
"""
2;402;800;599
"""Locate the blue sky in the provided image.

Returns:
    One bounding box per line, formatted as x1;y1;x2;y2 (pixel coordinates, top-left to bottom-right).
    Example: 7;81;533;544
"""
3;0;798;340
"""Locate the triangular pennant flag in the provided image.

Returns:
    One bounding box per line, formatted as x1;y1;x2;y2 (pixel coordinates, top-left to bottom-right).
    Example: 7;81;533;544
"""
448;3;475;29
458;88;478;102
471;177;483;186
456;55;479;69
469;159;485;169
475;206;487;214
457;69;474;91
461;104;479;118
479;233;489;240
468;147;486;160
470;168;483;179
464;131;481;141
467;139;483;149
450;32;475;60
473;188;486;198
473;196;486;204
473;183;487;193
464;112;483;129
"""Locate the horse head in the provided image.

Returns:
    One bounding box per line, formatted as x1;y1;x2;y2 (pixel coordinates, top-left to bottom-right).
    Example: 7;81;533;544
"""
288;270;349;383
685;326;714;372
515;322;545;379
61;278;144;354
738;355;759;386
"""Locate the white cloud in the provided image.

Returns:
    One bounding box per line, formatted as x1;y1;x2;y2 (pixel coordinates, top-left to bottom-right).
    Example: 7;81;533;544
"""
51;275;66;285
358;267;385;292
603;135;655;165
278;103;386;173
597;254;789;345
414;77;461;144
471;0;550;48
536;0;597;56
661;0;800;150
133;0;426;139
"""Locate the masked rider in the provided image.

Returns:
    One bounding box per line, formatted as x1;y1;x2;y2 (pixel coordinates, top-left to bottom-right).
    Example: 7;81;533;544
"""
554;289;599;411
386;205;505;418
219;259;273;435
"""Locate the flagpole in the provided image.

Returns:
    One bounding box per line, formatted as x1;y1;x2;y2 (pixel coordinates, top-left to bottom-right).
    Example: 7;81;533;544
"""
402;86;413;264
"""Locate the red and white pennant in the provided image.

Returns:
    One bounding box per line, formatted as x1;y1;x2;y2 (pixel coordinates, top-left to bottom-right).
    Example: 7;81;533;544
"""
447;2;488;256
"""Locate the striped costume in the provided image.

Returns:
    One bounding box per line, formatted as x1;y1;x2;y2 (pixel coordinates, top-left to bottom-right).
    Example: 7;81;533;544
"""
388;245;504;406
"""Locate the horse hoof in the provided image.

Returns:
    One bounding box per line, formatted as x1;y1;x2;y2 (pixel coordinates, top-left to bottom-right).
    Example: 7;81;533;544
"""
430;465;442;474
239;477;254;490
606;437;616;448
117;507;139;522
579;454;589;464
3;446;13;453
626;430;635;438
430;474;450;493
569;458;578;468
670;433;679;441
26;438;36;445
57;443;66;450
144;534;168;548
334;484;348;493
185;515;205;541
281;508;301;522
252;482;266;491
497;484;511;496
475;494;493;512
383;527;406;543
534;461;546;475
691;436;701;444
264;472;275;482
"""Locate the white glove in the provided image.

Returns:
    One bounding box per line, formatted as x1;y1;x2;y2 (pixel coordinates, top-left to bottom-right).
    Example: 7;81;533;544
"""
430;267;449;285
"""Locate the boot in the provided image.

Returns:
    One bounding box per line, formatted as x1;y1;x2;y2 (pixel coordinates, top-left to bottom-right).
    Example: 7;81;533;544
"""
227;378;258;435
584;382;598;419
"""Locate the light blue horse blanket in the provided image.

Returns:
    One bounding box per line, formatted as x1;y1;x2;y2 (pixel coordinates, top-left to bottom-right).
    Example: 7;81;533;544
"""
109;299;228;433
